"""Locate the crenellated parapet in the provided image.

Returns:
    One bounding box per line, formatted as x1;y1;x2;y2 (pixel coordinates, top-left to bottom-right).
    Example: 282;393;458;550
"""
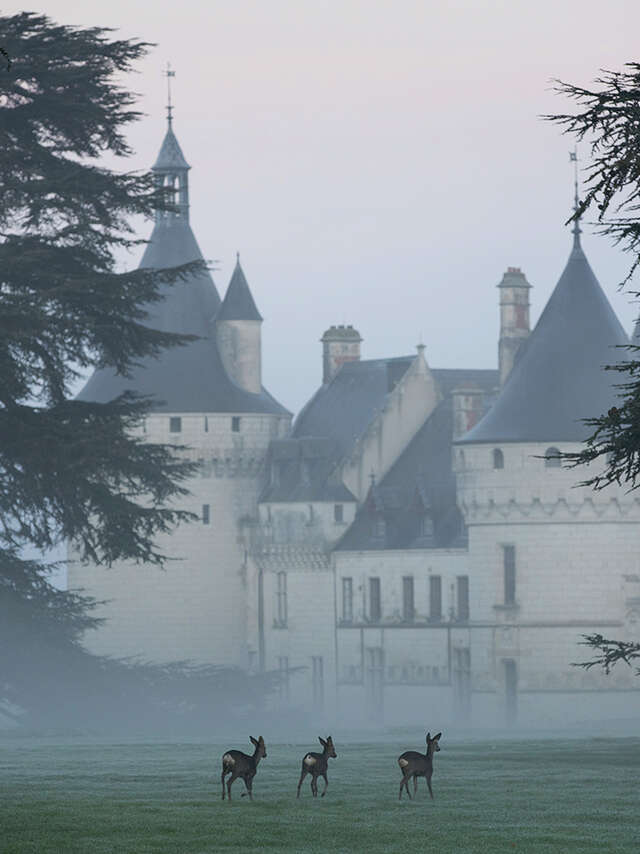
454;440;640;525
459;493;640;525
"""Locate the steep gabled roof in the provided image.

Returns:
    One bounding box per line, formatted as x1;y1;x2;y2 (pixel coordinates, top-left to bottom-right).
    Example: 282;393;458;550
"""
260;438;356;503
336;368;497;551
217;258;262;322
458;237;629;444
293;356;414;463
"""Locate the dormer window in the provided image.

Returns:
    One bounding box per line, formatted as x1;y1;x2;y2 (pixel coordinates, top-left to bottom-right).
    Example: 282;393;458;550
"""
544;447;561;468
419;514;434;539
372;516;386;539
493;448;504;469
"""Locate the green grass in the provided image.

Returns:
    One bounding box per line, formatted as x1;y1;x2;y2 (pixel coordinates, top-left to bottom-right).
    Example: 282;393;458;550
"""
1;735;638;853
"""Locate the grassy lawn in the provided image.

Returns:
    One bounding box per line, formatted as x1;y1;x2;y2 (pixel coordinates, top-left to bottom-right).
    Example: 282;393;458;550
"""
0;734;638;853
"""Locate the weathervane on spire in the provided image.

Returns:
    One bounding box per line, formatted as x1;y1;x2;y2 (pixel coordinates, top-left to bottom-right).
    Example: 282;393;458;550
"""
164;62;176;127
569;147;582;248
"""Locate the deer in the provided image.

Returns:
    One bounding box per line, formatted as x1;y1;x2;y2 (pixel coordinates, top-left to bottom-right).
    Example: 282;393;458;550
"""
220;736;267;801
296;736;337;798
397;731;442;800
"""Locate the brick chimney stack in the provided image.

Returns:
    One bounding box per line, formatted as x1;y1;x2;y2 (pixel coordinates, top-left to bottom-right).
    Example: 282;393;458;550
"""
321;325;362;384
498;266;532;385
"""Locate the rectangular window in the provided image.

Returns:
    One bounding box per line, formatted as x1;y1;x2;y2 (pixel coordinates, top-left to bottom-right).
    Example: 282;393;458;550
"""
312;656;324;707
278;656;289;701
503;545;516;605
169;416;182;433
202;504;210;525
342;577;353;623
402;576;414;622
457;575;470;621
231;416;241;433
429;575;442;621
369;577;381;622
204;416;209;432
334;503;344;523
276;571;287;626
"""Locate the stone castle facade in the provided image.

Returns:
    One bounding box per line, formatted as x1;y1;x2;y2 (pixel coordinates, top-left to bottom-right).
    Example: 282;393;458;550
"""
69;118;640;727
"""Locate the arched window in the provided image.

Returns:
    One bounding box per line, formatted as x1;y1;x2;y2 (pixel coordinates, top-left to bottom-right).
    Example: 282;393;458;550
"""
493;448;504;469
545;447;561;468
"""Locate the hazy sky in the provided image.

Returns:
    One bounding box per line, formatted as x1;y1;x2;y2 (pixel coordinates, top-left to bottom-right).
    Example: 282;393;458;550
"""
10;1;640;413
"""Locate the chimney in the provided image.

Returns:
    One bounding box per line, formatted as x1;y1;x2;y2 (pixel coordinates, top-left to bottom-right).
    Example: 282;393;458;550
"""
321;325;362;384
451;387;486;439
497;266;531;385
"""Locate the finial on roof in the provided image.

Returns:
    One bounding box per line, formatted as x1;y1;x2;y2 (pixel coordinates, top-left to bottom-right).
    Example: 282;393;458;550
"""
236;251;240;264
164;62;176;128
569;147;582;251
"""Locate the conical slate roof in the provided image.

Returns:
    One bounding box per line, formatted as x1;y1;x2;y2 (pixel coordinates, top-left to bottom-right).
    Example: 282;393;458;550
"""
78;128;288;416
153;124;190;171
217;257;263;322
459;235;629;444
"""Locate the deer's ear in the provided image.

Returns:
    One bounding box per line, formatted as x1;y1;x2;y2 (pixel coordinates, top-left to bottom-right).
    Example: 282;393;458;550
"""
426;732;431;742
250;736;258;747
318;736;327;746
434;732;442;741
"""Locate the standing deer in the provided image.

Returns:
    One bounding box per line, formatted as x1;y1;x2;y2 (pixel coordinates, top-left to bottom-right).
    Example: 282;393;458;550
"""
220;736;267;801
296;736;337;798
397;731;442;800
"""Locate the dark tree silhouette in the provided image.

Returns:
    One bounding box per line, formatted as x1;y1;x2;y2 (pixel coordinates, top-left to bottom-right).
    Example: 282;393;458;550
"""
547;64;640;676
0;12;269;727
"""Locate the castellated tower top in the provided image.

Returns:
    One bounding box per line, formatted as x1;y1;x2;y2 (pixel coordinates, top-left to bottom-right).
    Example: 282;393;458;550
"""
321;325;363;384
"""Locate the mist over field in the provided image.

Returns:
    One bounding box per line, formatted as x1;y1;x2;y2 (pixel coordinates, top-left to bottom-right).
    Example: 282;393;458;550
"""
2;4;640;853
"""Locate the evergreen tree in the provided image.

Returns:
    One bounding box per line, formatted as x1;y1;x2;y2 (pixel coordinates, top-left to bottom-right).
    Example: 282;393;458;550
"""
0;12;230;725
547;64;640;675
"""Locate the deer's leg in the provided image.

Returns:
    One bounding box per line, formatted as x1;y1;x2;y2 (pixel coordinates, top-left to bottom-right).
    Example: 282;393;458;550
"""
297;767;307;798
427;776;434;800
221;768;227;800
226;771;239;801
320;772;328;797
311;774;318;797
242;775;253;801
399;773;411;800
413;774;418;797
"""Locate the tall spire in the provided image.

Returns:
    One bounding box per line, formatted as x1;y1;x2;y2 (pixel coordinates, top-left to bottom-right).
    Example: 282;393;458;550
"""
152;65;190;222
164;62;175;128
570;147;582;252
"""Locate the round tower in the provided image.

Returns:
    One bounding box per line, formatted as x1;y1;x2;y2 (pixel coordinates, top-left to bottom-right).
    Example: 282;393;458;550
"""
454;221;640;727
216;256;263;394
70;106;291;671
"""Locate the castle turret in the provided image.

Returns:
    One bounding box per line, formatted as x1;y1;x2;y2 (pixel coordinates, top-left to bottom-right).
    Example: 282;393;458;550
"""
152;105;190;222
216;256;263;394
497;266;531;385
321;325;362;384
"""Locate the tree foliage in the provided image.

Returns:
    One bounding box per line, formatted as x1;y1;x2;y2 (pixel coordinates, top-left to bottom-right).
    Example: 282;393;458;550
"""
0;13;267;727
576;634;640;677
548;65;640;678
545;65;640;493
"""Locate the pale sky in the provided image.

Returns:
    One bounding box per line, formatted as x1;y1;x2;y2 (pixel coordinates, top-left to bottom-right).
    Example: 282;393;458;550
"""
10;1;640;413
